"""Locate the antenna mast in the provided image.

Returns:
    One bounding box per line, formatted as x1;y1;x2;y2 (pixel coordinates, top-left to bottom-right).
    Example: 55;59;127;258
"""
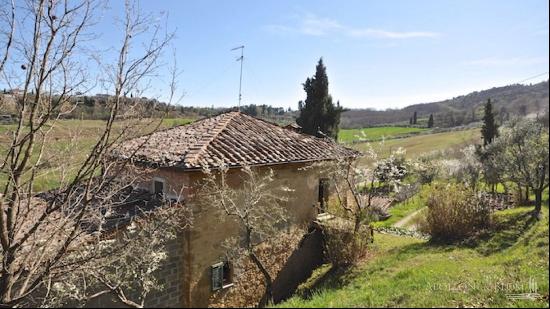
231;45;244;110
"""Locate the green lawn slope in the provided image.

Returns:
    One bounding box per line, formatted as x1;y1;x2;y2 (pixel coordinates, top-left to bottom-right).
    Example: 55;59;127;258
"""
277;206;549;308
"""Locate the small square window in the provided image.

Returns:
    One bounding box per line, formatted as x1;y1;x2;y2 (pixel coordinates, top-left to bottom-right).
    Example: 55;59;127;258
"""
211;261;233;291
153;179;164;196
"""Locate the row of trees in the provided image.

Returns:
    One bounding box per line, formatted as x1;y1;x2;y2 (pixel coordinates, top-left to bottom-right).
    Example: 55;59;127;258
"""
480;118;549;218
1;91;296;121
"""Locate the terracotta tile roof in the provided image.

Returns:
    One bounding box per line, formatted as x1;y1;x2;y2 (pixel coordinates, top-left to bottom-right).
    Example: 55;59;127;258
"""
115;111;359;169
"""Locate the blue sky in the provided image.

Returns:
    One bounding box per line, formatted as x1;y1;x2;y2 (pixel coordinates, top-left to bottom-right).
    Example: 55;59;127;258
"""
95;0;549;109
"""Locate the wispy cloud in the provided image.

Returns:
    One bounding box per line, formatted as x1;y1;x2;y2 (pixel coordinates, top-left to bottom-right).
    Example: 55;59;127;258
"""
266;14;440;39
347;28;440;39
463;56;548;66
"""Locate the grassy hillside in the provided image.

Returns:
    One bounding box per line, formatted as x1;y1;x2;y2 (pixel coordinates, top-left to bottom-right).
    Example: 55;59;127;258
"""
277;206;549;308
351;128;481;162
338;126;428;143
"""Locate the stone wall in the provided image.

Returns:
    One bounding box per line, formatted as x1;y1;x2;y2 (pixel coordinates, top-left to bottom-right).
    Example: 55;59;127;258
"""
143;232;188;308
183;162;324;307
86;232;189;308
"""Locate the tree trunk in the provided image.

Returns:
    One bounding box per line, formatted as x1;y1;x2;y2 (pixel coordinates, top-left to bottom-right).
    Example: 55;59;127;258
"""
245;228;273;307
502;182;509;195
250;251;274;307
533;190;542;220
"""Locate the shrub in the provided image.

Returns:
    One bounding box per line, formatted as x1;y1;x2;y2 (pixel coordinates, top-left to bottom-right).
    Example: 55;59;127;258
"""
321;220;372;267
412;159;440;184
425;183;491;242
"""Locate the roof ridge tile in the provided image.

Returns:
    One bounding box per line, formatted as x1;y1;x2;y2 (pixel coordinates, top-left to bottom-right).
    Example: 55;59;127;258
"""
186;111;240;166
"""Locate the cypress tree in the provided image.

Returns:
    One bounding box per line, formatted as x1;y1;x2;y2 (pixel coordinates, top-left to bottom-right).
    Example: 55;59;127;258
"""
481;98;499;146
427;114;434;128
296;58;343;139
413;111;418;124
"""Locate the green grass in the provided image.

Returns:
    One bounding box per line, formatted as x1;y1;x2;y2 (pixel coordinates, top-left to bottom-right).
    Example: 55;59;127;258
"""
277;206;549;308
339;126;428;143
161;118;194;127
371;191;428;228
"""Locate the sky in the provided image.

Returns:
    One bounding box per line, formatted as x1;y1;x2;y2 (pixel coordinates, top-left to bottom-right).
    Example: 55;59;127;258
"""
91;0;549;109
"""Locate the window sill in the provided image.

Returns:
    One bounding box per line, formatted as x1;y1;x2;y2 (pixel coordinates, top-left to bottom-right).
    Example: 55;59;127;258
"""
316;213;334;222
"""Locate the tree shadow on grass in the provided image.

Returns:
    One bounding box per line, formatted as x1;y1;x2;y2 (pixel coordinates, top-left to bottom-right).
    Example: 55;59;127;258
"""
425;208;541;256
462;208;544;255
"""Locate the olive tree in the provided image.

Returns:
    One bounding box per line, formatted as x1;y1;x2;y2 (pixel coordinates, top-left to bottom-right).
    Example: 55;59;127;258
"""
486;119;549;218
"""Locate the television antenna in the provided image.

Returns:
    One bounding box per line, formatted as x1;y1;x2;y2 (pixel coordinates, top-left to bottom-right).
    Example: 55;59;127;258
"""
231;45;244;110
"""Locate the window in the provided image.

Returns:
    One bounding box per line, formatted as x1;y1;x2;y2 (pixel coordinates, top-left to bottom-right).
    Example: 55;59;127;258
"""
318;178;330;214
152;178;165;196
211;261;233;291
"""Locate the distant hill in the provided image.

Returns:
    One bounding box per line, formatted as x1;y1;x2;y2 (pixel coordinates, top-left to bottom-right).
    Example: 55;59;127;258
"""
341;81;549;128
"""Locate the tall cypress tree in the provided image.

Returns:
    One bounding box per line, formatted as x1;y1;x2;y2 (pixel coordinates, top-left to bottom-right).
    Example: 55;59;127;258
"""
427;114;434;128
296;58;343;139
413;111;418;124
481;98;499;146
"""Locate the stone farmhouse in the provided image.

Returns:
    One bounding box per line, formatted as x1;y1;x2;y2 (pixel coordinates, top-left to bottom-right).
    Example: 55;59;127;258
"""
112;111;358;307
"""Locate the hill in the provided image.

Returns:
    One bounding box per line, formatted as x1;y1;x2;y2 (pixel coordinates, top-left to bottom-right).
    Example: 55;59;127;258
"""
341;81;549;128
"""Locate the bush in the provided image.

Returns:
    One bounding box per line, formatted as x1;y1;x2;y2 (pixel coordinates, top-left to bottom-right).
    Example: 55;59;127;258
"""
321;220;371;267
412;157;441;184
424;183;491;242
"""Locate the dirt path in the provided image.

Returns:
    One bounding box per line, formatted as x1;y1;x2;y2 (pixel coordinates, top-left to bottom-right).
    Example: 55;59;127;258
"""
393;207;426;230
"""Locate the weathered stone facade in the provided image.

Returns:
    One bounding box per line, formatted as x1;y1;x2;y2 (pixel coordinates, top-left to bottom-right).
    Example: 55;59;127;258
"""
105;162;329;307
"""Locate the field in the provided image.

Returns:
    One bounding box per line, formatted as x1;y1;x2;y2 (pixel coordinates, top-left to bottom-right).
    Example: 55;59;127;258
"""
338;126;428;143
0;118;194;191
351;128;481;162
277;206;550;308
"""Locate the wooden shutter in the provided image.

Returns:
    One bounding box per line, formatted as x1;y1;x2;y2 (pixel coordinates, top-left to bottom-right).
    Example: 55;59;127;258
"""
211;262;224;291
154;180;164;195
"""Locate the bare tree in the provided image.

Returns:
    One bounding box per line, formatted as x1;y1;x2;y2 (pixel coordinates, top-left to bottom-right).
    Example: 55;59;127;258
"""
0;0;187;307
0;0;14;75
315;145;405;233
198;163;292;307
